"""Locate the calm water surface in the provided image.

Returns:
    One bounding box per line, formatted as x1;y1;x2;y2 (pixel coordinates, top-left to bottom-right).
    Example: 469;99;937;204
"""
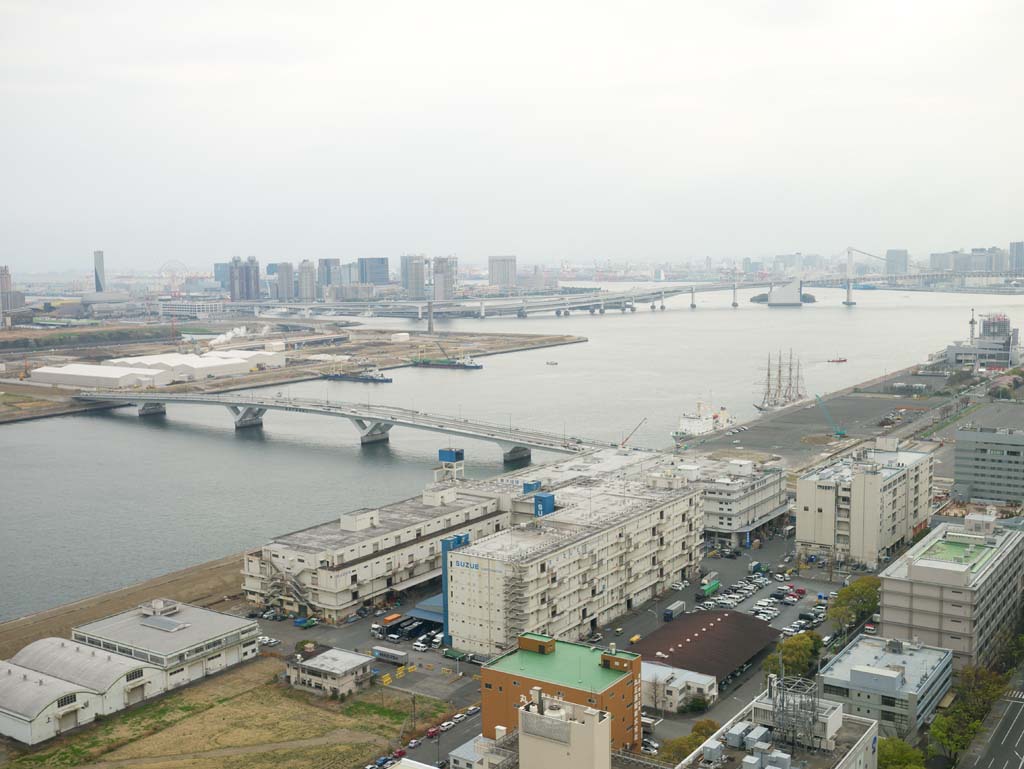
2;287;1022;621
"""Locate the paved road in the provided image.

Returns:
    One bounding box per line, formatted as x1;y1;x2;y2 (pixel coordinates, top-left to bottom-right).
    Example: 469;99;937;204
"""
964;668;1024;769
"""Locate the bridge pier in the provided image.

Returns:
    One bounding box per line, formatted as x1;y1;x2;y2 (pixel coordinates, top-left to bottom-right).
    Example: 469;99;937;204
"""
350;418;393;445
479;301;486;319
843;279;856;306
731;283;739;308
138;402;166;417
690;286;696;309
660;291;666;310
497;443;532;463
228;405;267;428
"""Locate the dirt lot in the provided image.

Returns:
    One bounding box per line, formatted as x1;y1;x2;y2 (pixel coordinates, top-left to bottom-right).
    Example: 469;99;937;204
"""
2;657;448;769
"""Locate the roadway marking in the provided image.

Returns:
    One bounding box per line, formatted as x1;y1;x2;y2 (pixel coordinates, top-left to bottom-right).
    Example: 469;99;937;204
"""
1007;690;1024;701
1000;702;1024;745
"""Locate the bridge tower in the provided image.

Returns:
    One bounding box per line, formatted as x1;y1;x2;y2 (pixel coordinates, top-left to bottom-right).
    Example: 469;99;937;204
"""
690;286;696;309
731;283;739;308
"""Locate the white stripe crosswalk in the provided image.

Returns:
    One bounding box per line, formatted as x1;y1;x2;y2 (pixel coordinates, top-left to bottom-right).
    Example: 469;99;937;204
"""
1004;690;1024;701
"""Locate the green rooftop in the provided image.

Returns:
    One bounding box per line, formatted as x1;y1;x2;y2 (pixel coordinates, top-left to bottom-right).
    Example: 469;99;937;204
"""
485;639;638;693
920;538;996;571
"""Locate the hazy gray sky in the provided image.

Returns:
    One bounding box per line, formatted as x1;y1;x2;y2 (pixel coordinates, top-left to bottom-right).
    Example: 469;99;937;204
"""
2;1;1022;273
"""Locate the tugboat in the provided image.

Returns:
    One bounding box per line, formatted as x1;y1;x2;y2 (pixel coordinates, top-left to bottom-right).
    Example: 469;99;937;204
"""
321;367;393;383
671;401;735;447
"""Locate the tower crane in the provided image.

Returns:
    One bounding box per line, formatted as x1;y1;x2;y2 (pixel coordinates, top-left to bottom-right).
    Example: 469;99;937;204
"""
619;417;648;448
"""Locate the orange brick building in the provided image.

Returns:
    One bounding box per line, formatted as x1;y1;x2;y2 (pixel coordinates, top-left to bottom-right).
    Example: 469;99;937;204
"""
480;633;642;750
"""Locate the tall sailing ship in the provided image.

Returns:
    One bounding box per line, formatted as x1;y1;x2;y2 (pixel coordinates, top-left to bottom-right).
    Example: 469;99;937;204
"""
754;350;807;412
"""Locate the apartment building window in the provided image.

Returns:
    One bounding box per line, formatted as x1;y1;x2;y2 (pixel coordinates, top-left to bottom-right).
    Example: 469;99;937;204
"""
881;695;896;707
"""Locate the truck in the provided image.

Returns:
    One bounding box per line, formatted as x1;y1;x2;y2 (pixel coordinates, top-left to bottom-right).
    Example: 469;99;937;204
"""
372;646;409;665
443;648;469;661
748;561;762;574
701;571;719;586
663;600;687;621
695;579;720;601
381;613;402;627
293;617;319;628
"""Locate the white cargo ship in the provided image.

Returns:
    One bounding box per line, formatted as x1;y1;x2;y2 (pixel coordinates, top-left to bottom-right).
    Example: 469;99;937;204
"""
671;402;735;446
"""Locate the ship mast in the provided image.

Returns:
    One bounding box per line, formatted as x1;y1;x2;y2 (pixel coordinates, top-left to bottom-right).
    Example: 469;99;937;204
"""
775;350;783;405
761;354;772;408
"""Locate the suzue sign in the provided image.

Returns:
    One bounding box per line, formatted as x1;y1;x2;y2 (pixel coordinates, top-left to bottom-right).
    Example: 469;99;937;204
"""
454;560;480;570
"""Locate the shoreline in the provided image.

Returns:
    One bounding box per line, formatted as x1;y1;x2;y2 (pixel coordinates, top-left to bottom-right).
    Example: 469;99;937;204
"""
0;350;940;658
0;332;587;425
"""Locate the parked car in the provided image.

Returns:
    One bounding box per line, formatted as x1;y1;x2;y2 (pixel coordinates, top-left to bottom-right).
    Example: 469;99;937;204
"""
671;582;685;591
782;595;799;605
864;623;877;635
466;706;481;716
439;721;455;731
586;633;603;643
774;574;787;582
643;738;661;750
642;745;659;755
452;713;467;723
426;727;440;738
408;739;422;749
392;748;407;758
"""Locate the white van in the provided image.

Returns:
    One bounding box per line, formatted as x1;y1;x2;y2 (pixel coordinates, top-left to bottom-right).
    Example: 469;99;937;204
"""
412;641;428;652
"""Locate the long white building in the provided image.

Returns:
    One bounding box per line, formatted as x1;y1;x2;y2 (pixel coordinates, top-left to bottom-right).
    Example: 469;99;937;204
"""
446;453;704;655
796;439;933;569
242;472;509;622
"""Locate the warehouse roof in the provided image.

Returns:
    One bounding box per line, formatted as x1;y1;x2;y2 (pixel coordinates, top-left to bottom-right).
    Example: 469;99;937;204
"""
630;611;779;681
12;638;157;694
485;638;637;693
0;661;93;720
73;601;257;658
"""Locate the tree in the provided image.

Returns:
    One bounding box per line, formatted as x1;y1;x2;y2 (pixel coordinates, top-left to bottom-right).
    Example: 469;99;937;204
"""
930;712;979;762
955;665;1006;721
659;721;721;763
827;576;880;628
762;633;818;678
878;738;925;769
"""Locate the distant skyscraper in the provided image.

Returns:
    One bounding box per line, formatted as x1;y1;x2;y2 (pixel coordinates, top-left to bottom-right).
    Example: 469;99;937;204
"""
214;262;231;288
244;256;260;299
93;250;106;292
488;255;517;288
357;257;389;285
431;256;457;300
930;252;956;272
400;255;427;299
276;262;295;302
0;265;12;318
297;260;316;302
228;256;244;300
1011;242;1024;273
317;258;341;298
885;249;909;275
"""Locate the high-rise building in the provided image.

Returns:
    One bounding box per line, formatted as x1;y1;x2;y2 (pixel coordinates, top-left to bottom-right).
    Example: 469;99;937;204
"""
317;259;341;298
0;265;12;319
297;260;316;302
213;262;231;289
244;256;260;300
431;256;457;300
337;262;359;286
880;513;1024;671
93;250;106;292
488;255;517;288
796;439;933;569
885;249;909;275
227;256;260;301
400;255;427;299
929;251;956;271
357;257;389;285
275;262;295;302
953;425;1024;503
1010;242;1024;272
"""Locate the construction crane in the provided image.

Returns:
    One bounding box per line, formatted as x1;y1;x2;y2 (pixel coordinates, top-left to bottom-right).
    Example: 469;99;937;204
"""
620;417;648;448
815;394;847;438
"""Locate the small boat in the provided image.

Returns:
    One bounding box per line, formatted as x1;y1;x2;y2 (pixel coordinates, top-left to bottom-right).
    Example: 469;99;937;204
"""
828;357;848;364
321;368;393;383
546;361;558;366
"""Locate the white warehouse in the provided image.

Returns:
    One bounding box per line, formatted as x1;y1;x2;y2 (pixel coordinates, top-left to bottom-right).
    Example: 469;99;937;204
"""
72;599;260;690
31;364;172;389
0;661;103;745
12;638;165;716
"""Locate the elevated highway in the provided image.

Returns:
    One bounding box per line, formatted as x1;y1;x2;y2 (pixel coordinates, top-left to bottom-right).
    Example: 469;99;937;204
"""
74;391;625;462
